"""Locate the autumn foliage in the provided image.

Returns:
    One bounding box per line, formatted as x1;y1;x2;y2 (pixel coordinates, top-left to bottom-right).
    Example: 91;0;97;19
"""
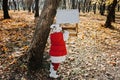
0;10;120;79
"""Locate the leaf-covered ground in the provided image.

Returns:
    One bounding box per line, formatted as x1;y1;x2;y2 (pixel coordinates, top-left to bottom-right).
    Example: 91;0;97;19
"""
0;10;120;80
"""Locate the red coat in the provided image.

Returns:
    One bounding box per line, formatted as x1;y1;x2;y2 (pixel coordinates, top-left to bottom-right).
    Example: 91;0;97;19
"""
49;32;67;56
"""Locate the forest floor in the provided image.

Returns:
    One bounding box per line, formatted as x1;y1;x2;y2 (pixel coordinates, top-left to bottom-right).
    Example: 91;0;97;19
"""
0;10;120;80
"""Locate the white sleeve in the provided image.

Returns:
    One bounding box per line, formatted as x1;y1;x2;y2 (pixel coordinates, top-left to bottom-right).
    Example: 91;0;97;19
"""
63;30;69;41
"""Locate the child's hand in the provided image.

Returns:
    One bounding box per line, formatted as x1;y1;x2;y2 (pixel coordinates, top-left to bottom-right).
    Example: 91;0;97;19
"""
63;30;69;41
64;30;69;34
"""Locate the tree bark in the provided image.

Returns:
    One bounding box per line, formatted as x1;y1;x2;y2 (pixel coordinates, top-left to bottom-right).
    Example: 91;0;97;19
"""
93;3;97;14
78;1;81;12
63;0;66;9
99;2;105;15
117;4;120;11
105;0;118;28
34;0;39;17
27;0;61;71
3;0;10;19
13;0;17;11
27;0;33;12
83;0;86;13
72;0;75;9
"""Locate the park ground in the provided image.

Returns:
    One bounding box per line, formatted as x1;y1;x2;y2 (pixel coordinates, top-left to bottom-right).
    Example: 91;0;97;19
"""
0;10;120;80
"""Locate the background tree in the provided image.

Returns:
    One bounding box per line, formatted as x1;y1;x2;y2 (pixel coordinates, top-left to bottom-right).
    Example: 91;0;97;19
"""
26;0;33;12
34;0;39;17
27;0;61;71
0;3;1;10
72;0;76;9
117;3;120;11
78;0;81;12
93;2;97;14
81;0;91;13
62;0;66;9
22;0;26;10
3;0;10;19
99;0;106;15
105;0;118;28
13;0;17;11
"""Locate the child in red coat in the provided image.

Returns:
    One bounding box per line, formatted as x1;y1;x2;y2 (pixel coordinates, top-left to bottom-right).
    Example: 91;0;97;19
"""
49;24;69;78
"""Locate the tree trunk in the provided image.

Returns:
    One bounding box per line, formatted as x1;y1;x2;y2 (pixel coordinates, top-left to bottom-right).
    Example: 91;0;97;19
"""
105;0;118;28
63;0;66;9
34;0;39;17
27;0;61;71
22;0;26;10
72;0;75;9
93;3;97;14
27;0;33;12
83;0;86;13
100;3;105;15
66;0;70;9
3;0;10;19
13;0;17;11
78;1;81;12
17;1;20;11
86;1;91;13
117;4;120;11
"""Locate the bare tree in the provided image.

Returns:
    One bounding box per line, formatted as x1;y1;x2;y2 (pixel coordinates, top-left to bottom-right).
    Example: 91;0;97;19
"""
34;0;39;17
26;0;34;12
0;0;2;10
105;0;118;28
3;0;10;19
99;0;106;15
72;0;75;9
27;0;61;71
13;0;17;11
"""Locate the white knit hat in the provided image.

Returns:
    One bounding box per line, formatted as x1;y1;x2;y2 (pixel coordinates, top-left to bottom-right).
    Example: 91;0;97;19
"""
50;24;59;29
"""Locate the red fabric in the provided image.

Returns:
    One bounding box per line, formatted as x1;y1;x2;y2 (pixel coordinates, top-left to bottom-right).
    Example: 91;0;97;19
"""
52;63;60;70
50;32;67;56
